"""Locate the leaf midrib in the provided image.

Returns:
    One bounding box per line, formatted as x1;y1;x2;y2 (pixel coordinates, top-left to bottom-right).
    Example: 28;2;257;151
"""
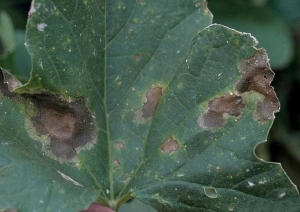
102;0;115;202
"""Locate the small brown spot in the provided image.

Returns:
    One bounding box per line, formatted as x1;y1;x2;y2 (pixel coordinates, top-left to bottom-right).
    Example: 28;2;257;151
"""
161;137;179;154
134;53;141;62
198;94;245;130
236;50;280;122
133;87;163;124
113;158;120;166
115;141;124;149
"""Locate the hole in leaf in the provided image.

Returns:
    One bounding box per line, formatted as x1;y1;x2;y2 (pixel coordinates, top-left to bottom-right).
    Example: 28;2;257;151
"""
204;187;218;198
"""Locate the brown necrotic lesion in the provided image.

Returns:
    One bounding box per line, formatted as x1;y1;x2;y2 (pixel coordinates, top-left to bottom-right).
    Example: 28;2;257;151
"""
198;50;279;131
198;94;245;130
133;86;163;124
0;68;97;162
28;93;97;161
236;50;280;122
161;137;179;154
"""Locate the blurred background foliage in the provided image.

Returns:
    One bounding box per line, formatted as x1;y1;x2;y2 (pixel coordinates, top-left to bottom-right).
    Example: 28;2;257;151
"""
0;0;300;207
0;0;31;82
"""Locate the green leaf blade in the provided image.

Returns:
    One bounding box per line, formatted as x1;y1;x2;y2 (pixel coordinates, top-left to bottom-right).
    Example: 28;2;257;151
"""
0;146;99;212
0;0;213;210
106;0;212;200
124;24;299;211
0;97;99;212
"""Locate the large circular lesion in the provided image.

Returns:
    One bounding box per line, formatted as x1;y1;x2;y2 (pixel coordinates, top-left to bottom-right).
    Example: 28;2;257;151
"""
26;92;98;162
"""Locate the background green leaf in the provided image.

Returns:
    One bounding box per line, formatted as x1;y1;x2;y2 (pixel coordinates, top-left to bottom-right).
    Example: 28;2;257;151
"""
0;29;31;82
0;0;31;30
0;10;16;59
208;0;293;69
271;0;300;24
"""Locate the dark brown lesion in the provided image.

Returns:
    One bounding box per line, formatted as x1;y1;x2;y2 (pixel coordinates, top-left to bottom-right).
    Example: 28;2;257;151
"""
133;87;163;124
198;94;246;130
235;50;280;122
28;93;98;160
0;68;97;161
